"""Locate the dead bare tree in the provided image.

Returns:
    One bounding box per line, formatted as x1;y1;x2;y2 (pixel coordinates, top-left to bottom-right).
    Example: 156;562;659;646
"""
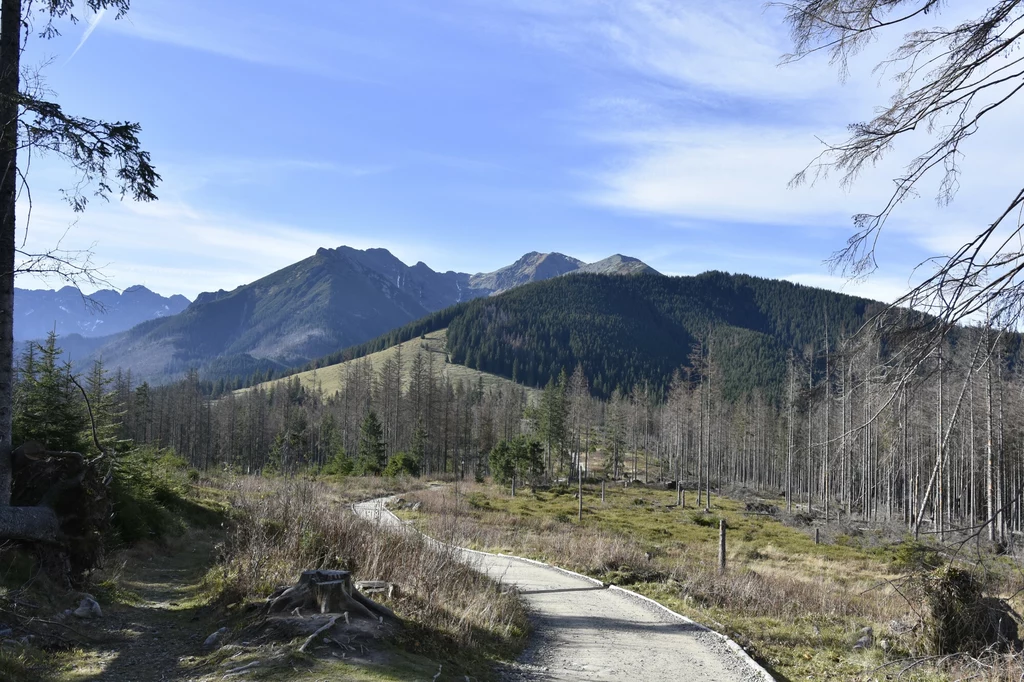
778;1;1024;355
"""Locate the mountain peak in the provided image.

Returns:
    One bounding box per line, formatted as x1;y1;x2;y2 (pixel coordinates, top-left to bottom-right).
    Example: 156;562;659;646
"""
577;254;660;276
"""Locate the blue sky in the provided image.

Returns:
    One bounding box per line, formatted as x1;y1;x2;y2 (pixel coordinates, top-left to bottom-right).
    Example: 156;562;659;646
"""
15;0;1023;302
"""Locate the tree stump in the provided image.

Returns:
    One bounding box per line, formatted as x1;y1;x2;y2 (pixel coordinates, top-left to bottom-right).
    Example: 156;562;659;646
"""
267;570;398;623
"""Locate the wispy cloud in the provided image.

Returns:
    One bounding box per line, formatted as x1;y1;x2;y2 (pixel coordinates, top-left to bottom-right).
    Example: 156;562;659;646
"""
66;8;107;62
14;191;435;299
97;0;393;82
784;273;921;305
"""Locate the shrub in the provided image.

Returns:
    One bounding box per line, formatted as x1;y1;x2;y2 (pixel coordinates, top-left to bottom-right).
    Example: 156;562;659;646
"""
689;511;720;527
109;446;220;544
917;566;1022;655
321;447;354;477
383;451;420;478
889;540;943;572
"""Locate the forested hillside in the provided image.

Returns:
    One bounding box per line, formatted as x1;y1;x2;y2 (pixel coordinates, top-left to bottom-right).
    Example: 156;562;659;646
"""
296;271;882;400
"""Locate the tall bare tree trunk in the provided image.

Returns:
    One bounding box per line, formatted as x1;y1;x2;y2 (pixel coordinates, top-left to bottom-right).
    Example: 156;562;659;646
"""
937;349;944;541
987;345;995;542
824;331;831;522
787;352;794;513
0;0;20;509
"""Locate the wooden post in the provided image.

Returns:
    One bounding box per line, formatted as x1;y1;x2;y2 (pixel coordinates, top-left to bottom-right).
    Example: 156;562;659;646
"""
601;479;605;503
677;481;682;506
718;519;727;574
681;489;685;509
814;528;819;545
578;456;583;522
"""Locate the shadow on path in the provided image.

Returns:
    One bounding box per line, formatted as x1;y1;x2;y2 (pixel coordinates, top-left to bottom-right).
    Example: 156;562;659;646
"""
527;612;708;636
518;585;610;596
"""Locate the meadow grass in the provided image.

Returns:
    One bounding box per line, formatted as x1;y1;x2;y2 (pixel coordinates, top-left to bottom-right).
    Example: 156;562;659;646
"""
242;329;542;401
397;480;1024;681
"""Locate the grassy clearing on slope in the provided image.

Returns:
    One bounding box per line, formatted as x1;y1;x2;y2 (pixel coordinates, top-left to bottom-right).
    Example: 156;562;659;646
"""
396;481;1024;681
245;329;541;400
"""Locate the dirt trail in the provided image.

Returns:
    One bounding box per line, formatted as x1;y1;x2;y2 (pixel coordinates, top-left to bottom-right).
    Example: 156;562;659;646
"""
353;499;773;682
57;532;221;682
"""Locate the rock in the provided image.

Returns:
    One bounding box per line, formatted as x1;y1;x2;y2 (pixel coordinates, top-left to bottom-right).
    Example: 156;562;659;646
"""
204;626;228;648
73;597;102;619
853;626;873;650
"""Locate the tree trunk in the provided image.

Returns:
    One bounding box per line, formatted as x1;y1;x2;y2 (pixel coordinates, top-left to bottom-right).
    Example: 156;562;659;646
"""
987;349;995;542
0;0;22;509
0;0;62;544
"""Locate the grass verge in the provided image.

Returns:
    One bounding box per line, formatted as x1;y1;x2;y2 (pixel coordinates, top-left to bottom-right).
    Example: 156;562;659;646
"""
202;476;529;680
396;481;1024;681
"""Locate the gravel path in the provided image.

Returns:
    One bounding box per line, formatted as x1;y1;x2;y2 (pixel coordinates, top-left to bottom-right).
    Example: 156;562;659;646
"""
353;499;773;682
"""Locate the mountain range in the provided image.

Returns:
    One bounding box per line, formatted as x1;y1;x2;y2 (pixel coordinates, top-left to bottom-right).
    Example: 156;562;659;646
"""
14;285;190;343
37;247;658;383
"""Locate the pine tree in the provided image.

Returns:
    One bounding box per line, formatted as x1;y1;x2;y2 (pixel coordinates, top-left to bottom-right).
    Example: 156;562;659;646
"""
357;410;386;475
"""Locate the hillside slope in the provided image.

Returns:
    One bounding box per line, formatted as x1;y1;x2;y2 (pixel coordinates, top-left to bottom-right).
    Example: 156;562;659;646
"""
248;329;540;402
297;271;883;400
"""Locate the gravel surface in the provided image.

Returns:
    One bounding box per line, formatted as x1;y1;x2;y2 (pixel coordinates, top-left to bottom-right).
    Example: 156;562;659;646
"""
353;498;773;682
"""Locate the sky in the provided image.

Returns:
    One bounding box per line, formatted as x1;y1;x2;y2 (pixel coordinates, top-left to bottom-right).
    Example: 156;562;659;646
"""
14;0;1024;303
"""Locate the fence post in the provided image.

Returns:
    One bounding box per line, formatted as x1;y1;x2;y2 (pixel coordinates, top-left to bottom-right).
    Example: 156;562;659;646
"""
718;519;727;574
578;460;583;522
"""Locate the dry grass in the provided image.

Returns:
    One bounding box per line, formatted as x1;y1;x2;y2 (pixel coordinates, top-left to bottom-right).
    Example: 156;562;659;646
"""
208;477;528;674
397;482;1024;681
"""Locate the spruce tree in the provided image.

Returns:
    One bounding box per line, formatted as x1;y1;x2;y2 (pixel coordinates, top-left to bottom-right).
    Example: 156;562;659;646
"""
357;410;386;475
14;333;85;453
84;359;129;457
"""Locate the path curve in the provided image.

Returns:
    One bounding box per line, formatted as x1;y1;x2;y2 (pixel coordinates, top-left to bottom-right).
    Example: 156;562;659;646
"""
353;498;773;682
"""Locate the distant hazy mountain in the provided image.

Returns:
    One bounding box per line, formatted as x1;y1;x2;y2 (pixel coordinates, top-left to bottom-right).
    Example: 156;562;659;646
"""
14;285;190;342
468;252;584;294
79;246;658;383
